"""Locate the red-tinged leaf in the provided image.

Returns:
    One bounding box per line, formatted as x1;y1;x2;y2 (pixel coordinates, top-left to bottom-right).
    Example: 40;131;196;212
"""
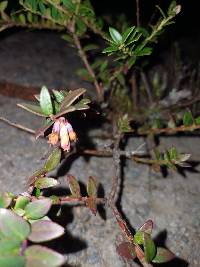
17;103;46;117
86;197;97;215
143;233;156;263
67;175;81;197
87;176;97;197
28;221;64;243
27;169;46;187
44;148;61;172
60;88;86;111
0;192;14;208
25;245;65;267
139;220;153;234
24;199;52;220
35;177;58;189
152;247;175;263
0;208;31;241
116;242;136;260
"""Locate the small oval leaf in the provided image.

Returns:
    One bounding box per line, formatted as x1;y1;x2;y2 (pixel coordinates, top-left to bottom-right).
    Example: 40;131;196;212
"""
143;233;156;263
0;208;31;241
25;245;65;267
0;192;13;208
28;221;64;242
0;238;21;255
24;199;52;220
87;176;97;197
35;177;58;189
116;242;136;260
14;196;30;210
60;88;86;111
67;175;81;197
44;148;61;172
152;247;175;263
17;103;46;117
0;255;25;267
109;27;122;44
139;220;153;234
40;86;53;115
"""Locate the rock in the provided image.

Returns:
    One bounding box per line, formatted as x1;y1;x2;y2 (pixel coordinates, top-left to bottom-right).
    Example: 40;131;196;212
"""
0;31;94;98
0;96;199;266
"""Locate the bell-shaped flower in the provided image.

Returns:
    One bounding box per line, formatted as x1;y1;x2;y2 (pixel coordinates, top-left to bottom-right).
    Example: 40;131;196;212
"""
48;117;76;152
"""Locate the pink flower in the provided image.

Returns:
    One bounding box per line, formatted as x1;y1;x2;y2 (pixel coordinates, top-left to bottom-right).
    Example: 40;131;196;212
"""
48;117;77;152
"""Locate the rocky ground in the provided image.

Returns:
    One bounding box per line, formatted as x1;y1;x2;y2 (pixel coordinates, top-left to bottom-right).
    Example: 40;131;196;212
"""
0;31;200;267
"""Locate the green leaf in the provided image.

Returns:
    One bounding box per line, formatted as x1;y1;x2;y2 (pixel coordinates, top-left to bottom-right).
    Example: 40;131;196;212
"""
87;176;97;197
169;147;177;160
38;2;46;14
35;177;58;189
28;221;64;243
118;115;133;133
52;90;65;103
0;239;21;255
83;44;99;52
122;26;135;43
195;116;200;125
14;196;30;210
40;86;53;116
62;0;75;12
102;45;118;54
0;1;8;13
24;199;52;220
152;247;175;263
44;148;61;172
134;231;144;245
0;256;25;267
143;233;156;263
109;27;122;44
74;98;90;110
154;149;161;161
0;208;31;241
25;245;65;267
27;168;47;187
60;88;86;111
67;175;81;198
0;192;13;208
19;14;26;24
183;110;193;126
17;103;46;117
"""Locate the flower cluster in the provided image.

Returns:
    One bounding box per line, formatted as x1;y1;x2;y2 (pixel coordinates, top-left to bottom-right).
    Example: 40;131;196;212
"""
48;117;77;151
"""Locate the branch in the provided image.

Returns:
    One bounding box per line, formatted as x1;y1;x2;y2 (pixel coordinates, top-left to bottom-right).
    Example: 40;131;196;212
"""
108;134;122;203
0;116;36;134
71;32;103;101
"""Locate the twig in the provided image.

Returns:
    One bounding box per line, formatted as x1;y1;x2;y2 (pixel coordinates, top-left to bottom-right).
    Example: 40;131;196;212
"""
0;116;36;134
71;33;103;101
108;134;122;203
59;196;105;205
136;0;140;27
109;202;153;267
141;71;153;104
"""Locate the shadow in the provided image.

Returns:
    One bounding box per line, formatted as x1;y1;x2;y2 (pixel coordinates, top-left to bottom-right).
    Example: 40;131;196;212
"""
97;183;107;220
153;230;189;267
176;160;200;178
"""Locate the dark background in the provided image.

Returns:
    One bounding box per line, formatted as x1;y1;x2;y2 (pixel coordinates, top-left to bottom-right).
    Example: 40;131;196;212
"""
92;0;199;37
